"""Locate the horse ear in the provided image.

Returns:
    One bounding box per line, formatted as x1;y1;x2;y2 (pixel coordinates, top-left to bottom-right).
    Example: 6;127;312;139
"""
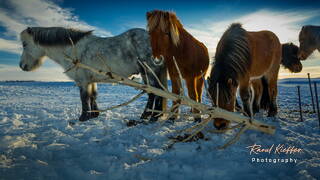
27;27;32;34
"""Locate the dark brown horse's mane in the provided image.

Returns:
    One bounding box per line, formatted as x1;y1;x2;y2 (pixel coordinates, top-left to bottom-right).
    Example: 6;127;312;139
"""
210;23;251;84
25;27;93;46
147;10;182;46
208;23;251;102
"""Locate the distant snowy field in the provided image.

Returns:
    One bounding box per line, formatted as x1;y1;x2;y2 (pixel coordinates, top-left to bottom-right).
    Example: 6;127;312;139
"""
0;79;319;180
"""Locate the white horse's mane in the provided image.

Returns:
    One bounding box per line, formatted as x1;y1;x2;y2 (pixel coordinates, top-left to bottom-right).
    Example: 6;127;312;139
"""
26;27;92;46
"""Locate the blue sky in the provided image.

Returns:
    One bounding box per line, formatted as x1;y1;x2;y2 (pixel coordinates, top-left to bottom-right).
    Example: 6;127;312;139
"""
0;0;319;81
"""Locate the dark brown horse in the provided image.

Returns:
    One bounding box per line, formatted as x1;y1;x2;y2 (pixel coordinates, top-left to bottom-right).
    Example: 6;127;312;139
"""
146;10;209;120
297;25;320;60
251;43;302;114
208;23;282;129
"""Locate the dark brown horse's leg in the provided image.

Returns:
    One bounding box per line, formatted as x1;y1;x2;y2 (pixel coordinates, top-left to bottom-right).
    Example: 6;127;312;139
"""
90;83;99;118
239;80;253;118
79;85;92;121
266;76;278;117
251;80;262;115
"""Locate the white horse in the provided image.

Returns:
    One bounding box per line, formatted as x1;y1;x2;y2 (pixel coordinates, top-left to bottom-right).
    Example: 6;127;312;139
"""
19;27;167;122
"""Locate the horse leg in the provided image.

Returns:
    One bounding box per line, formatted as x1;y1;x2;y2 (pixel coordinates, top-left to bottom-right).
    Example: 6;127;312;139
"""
90;83;99;118
195;77;204;122
252;80;262;115
149;95;164;122
196;77;204;103
149;79;165;122
149;63;168;121
79;84;93;121
266;74;279;117
141;93;155;120
186;77;201;122
239;80;253;117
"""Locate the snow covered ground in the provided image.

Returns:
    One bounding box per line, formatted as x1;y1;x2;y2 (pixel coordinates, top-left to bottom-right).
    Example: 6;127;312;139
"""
0;79;319;180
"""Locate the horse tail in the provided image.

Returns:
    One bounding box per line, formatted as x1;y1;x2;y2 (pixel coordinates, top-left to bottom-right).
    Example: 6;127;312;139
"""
260;76;271;110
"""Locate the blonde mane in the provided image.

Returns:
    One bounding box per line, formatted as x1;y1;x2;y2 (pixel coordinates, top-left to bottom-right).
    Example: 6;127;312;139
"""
147;10;181;46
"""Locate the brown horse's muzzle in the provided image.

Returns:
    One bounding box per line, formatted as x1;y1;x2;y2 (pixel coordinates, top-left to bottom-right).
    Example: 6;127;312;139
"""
213;118;230;130
291;62;303;73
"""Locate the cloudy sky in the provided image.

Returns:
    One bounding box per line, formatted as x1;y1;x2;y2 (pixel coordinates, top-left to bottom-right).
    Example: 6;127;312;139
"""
0;0;319;81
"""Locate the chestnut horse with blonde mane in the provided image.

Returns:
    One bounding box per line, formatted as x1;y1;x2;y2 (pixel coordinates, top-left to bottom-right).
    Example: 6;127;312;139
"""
147;10;209;121
208;23;282;130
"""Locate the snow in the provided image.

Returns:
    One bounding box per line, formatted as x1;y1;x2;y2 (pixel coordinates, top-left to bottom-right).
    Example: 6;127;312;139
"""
0;79;319;180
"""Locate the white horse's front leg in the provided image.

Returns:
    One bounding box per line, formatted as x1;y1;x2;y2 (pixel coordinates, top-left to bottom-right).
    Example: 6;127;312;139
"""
79;83;98;121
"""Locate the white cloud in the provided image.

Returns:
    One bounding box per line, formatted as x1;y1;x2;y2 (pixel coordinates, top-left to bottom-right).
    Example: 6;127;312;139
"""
0;0;112;55
0;39;21;54
186;9;320;79
186;9;320;57
0;64;71;81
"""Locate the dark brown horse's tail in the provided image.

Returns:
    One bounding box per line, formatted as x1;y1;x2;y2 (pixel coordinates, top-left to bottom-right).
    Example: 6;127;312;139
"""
260;76;271;110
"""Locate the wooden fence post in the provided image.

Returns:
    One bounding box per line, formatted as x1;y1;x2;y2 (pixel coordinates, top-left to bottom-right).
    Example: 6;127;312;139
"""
297;86;303;122
307;73;316;113
313;82;320;125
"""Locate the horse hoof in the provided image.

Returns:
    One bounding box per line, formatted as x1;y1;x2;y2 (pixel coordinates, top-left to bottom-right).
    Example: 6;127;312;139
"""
79;114;91;121
126;120;146;126
194;117;202;123
127;120;139;127
140;111;152;120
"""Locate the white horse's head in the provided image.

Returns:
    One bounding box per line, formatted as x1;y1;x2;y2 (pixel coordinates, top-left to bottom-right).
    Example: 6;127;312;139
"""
19;27;46;71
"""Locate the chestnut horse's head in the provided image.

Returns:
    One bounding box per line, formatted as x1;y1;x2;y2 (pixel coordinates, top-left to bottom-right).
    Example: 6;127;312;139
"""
208;71;238;129
282;43;302;73
298;26;319;60
146;10;181;59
